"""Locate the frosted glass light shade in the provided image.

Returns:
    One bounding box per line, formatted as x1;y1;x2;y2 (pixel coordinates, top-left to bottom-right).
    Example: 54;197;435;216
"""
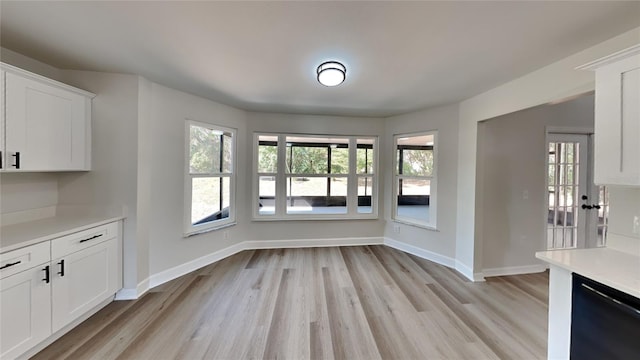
317;61;346;86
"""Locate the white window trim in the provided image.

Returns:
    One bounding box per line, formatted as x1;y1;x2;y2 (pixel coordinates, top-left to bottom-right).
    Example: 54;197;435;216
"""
252;132;379;221
392;130;438;229
184;120;237;236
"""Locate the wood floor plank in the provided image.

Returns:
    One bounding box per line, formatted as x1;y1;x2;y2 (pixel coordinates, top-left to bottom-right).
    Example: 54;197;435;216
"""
29;296;135;360
409;253;474;304
263;269;303;359
415;310;481;359
322;266;382;360
341;246;424;359
34;246;549;360
176;254;269;359
308;249;335;360
369;245;436;312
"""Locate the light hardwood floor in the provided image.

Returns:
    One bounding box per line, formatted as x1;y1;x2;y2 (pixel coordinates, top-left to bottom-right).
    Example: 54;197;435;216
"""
33;246;549;359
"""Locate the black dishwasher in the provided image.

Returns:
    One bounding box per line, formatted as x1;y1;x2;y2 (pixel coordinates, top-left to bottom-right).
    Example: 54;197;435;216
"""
571;273;640;359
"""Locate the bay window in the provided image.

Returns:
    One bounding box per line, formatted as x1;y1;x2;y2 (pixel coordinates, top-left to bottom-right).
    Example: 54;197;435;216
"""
255;134;377;220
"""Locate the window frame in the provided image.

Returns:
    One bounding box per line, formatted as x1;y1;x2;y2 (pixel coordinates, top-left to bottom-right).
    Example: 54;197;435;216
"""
253;132;379;221
392;130;438;230
184;120;237;236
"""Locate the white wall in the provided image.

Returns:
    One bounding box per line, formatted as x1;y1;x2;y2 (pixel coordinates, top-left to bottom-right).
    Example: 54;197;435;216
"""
383;104;459;264
135;77;153;290
477;95;594;275
244;112;386;241
146;82;248;276
0;173;58;214
457;26;640;275
56;70;142;290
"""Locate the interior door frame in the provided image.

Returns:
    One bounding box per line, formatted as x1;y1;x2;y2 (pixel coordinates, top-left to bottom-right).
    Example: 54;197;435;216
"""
544;126;594;250
584;133;603;248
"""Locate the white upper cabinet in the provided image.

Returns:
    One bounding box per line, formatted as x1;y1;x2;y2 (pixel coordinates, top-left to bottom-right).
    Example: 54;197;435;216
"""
579;45;640;186
1;63;94;171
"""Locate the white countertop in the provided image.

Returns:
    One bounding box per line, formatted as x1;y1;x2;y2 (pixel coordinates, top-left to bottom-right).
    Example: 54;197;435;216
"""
1;209;124;253
536;247;640;299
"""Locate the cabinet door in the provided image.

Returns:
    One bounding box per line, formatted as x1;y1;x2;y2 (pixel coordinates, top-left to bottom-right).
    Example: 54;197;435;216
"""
51;239;118;332
594;54;640;185
0;266;52;359
5;72;89;171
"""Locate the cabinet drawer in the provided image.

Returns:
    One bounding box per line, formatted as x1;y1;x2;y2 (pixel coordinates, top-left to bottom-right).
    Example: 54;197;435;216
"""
52;222;118;259
0;241;50;280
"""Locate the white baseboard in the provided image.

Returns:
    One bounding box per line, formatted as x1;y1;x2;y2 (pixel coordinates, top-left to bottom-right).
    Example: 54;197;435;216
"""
137;236;490;299
114;277;150;300
455;260;485;282
245;236;383;249
148;242;245;289
114;288;138;300
383;237;455;268
137;277;150;297
482;264;548;278
383;238;485;282
144;237;382;296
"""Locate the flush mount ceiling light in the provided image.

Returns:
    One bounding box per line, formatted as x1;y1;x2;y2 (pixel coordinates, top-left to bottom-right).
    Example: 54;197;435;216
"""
317;61;346;87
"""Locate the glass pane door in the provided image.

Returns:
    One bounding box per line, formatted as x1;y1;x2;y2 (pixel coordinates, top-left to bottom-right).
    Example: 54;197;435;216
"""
546;135;588;249
595;185;609;247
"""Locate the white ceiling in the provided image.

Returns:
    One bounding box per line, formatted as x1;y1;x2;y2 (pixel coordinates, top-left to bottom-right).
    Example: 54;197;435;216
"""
1;1;639;117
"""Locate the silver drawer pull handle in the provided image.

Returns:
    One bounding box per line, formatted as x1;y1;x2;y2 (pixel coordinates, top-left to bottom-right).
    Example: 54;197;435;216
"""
79;234;103;243
0;261;22;270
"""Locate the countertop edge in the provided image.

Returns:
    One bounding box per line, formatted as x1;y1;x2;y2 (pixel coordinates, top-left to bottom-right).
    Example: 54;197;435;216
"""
535;249;640;299
1;216;124;254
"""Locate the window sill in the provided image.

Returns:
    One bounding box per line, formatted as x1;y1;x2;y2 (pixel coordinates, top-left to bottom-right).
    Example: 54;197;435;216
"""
184;221;236;238
252;215;379;222
392;218;438;232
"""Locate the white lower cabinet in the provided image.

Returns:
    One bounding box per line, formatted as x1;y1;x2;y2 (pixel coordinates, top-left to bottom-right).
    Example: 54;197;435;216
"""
52;238;119;332
0;221;121;359
0;265;52;360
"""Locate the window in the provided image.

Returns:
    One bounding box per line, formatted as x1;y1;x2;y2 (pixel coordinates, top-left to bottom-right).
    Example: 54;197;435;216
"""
254;134;377;219
393;131;437;228
185;120;236;235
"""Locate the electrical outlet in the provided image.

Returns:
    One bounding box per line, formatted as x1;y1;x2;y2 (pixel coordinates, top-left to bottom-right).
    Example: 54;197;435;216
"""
223;230;230;239
393;225;401;234
523;190;529;200
633;216;640;235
